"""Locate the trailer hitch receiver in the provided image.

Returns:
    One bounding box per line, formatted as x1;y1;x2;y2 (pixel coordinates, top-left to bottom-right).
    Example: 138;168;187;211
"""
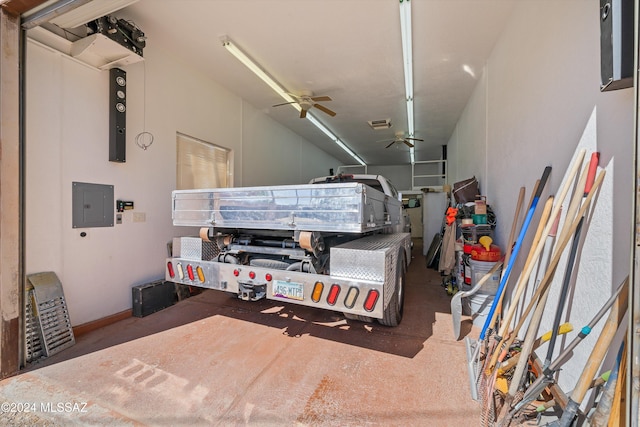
238;282;266;301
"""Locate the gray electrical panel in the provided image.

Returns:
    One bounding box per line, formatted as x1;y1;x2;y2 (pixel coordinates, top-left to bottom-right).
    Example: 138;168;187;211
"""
72;182;114;228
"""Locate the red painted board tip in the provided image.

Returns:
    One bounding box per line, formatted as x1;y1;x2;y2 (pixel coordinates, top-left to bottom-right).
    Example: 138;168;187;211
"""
584;152;600;195
549;208;562;237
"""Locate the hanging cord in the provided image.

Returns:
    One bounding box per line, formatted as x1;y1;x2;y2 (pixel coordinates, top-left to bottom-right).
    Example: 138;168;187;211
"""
135;60;154;150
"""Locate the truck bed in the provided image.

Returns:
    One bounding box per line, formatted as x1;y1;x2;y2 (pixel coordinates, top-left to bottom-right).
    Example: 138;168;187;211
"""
172;182;401;233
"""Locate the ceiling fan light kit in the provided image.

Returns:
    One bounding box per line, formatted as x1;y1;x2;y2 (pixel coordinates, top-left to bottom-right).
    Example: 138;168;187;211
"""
381;131;423;149
272;91;337;119
221;36;365;166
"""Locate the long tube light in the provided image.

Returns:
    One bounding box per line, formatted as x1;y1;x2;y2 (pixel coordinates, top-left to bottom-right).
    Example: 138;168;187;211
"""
399;0;415;164
221;36;366;166
221;37;298;108
306;116;366;166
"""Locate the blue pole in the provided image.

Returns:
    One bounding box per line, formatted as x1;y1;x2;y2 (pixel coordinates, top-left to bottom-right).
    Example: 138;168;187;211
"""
479;166;551;340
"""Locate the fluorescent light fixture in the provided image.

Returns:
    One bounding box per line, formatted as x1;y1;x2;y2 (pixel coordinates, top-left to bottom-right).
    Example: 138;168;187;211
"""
407;98;415;164
222;36;366;166
399;0;413;98
306;116;366;166
221;37;298;108
399;0;415;164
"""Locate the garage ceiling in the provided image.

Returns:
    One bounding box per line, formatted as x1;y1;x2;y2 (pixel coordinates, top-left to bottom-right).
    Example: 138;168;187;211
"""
47;0;517;166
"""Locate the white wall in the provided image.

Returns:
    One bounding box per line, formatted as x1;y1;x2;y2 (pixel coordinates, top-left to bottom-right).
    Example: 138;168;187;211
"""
25;38;341;326
447;1;633;392
241;103;342;186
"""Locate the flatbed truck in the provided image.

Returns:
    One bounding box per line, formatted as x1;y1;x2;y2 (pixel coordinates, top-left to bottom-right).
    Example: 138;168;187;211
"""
165;174;411;326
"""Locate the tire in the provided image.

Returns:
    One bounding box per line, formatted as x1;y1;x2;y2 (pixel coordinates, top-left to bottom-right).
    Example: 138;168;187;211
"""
378;249;405;327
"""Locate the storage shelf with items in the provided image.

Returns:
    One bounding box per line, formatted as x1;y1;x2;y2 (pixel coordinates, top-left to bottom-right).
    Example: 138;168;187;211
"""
437;175;501;308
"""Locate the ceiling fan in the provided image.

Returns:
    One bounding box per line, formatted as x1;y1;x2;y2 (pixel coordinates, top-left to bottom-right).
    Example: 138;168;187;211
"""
272;90;336;119
380;131;424;149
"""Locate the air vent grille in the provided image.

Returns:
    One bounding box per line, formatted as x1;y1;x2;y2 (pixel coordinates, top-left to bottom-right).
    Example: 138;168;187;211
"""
368;119;392;130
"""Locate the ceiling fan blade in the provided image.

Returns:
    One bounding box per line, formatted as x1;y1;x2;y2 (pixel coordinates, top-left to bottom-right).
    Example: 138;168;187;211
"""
313;103;336;117
405;137;424;142
310;96;332;102
403;140;415;148
273;101;297;107
300;108;307;119
385;141;396;149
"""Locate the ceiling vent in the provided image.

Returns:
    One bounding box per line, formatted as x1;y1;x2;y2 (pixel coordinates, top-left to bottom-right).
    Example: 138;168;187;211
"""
368;119;392;130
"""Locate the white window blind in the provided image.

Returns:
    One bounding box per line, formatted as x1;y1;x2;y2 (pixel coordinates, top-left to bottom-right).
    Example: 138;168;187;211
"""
176;133;231;190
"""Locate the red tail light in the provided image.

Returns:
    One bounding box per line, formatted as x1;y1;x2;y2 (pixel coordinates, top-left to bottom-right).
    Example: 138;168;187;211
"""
364;289;379;312
265;273;273;281
327;284;341;306
249;271;256;279
167;262;175;278
186;264;195;281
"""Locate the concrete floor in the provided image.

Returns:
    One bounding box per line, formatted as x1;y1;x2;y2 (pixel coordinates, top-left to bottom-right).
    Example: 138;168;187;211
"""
0;241;482;426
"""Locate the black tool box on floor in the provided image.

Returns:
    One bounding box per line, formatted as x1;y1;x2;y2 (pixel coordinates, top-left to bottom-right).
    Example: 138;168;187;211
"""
132;280;176;317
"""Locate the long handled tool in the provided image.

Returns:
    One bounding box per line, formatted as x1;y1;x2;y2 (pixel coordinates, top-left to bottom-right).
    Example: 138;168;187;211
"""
486;196;557;373
483;187;527;331
507;154;599;401
531;372;611;417
587;337;626;426
489;150;586;346
478;166;552;341
482;322;573;427
486;150;587;374
492;168;605;426
465;167;551;401
543;152;600;372
479;195;554;422
503;277;629;421
487;188;547;341
494;322;573;378
549;277;628;427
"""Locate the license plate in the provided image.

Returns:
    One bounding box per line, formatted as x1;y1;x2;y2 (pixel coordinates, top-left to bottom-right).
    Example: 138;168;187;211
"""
272;280;304;301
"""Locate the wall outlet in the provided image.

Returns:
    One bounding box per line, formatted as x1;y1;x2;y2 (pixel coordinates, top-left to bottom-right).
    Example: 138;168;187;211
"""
133;212;146;223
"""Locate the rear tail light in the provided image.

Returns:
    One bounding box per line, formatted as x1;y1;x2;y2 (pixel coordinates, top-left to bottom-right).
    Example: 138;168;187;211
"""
196;266;205;282
177;263;184;280
344;287;359;309
311;281;324;303
327;284;341;306
265;273;273;282
249;271;256;279
364;289;379;312
167;262;175;278
233;269;240;277
186;264;195;281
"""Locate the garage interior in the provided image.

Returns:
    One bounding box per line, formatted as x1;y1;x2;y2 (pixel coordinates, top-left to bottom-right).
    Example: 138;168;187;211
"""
0;0;638;426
